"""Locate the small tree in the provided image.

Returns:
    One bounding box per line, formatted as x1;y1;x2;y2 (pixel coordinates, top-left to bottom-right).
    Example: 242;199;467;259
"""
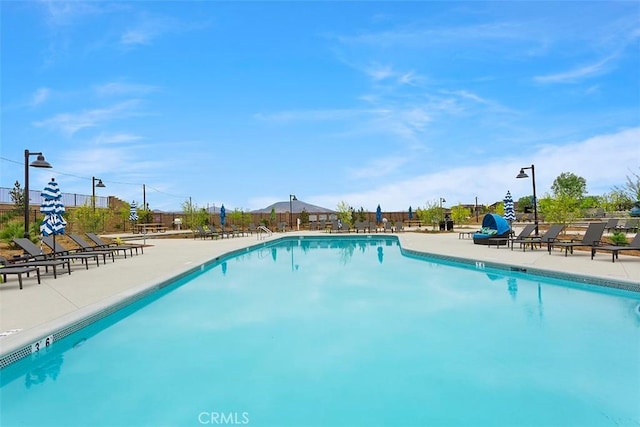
9;181;24;214
602;190;633;211
552;172;587;199
71;203;112;233
611;168;640;206
538;194;582;229
299;208;309;225
580;195;601;209
416;201;441;230
229;208;251;227
118;205;132;231
269;208;276;226
182;199;199;230
450;205;470;225
139;207;153;224
336;201;352;226
517;195;533;213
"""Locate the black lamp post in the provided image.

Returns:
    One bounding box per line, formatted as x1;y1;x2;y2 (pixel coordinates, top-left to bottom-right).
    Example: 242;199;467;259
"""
516;164;538;235
23;149;52;238
475;196;479;222
289;194;297;229
92;177;106;212
91;176;106;213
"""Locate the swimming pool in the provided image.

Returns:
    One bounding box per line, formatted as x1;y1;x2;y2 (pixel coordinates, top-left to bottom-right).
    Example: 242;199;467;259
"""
1;236;638;426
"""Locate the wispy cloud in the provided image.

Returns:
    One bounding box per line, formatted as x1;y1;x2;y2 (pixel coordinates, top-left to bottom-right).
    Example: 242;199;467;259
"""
31;88;51;106
119;14;210;48
364;63;423;86
348;156;410;179
440;89;515;114
309;127;640;211
33;100;142;135
92;132;145;145
254;108;372;122
41;0;105;27
369;107;431;141
121;28;154;46
94;82;159;97
334;22;528;49
365;64;395;81
533;54;615;84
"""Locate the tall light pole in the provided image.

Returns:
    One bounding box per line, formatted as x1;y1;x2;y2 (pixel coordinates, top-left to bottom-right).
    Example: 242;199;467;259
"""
475;196;479;222
439;197;446;230
516;164;538;235
289;194;297;230
92;177;105;212
23;149;52;238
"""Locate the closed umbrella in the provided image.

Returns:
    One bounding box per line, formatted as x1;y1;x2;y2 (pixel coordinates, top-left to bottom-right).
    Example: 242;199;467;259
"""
504;191;516;230
408;206;413;220
220;204;226;226
376;205;382;224
129;201;139;233
129;201;139;222
40;178;67;258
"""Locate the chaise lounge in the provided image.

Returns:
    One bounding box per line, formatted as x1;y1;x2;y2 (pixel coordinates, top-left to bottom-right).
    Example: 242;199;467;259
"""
548;222;607;256
591;232;640;262
0;256;41;289
511;224;565;253
85;233;144;255
11;238;72;278
473;214;511;245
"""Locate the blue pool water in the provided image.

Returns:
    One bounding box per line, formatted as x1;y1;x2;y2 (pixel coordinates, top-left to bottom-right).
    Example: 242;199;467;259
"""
1;237;639;427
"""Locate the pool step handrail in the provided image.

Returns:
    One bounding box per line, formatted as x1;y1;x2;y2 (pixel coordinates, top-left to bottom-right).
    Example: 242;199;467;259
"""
257;225;272;240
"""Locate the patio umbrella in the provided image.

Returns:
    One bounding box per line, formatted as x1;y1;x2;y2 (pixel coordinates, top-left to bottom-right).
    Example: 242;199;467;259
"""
129;201;139;233
408;206;413;220
129;201;139;222
40;178;67;258
376;205;382;223
504;190;516;231
220;204;226;226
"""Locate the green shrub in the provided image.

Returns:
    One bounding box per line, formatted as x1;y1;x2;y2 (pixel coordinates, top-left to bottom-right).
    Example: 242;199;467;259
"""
610;230;628;246
0;220;40;247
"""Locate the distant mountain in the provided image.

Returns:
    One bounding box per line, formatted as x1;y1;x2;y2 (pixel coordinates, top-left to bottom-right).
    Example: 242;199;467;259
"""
251;200;335;214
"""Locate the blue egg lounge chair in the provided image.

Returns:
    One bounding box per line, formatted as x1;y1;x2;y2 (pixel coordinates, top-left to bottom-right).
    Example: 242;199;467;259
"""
473;213;511;245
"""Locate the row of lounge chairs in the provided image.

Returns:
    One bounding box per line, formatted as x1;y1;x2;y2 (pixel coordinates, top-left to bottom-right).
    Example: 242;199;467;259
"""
508;222;640;262
310;220;404;233
194;225;250;239
195;221;408;238
1;233;144;289
604;218;639;233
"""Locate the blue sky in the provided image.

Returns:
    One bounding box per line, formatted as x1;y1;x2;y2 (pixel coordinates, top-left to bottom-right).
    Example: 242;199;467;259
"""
1;1;639;213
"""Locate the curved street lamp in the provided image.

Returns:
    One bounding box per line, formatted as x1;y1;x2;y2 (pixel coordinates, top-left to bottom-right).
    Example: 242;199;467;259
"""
289;194;297;230
24;149;52;238
92;177;106;212
516;164;538;235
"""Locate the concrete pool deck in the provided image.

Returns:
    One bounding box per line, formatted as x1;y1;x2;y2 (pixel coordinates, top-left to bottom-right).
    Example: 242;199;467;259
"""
1;229;639;361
